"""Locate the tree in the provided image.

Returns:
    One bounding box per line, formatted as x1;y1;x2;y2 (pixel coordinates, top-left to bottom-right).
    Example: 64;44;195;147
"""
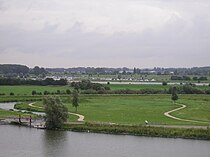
32;90;36;95
72;90;79;112
171;87;178;103
66;89;71;94
43;96;69;129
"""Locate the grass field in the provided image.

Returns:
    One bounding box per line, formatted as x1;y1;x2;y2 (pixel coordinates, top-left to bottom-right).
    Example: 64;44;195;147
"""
172;95;210;123
0;85;71;95
10;95;210;125
66;95;210;125
9;94;210;126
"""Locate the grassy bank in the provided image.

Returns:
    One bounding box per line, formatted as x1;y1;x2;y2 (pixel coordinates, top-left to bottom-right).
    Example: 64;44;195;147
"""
64;123;210;140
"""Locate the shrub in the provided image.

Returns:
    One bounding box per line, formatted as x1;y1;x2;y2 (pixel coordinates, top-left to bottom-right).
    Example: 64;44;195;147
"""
162;81;167;86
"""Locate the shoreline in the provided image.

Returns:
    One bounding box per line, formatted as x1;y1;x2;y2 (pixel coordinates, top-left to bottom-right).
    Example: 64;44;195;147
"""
1;121;210;140
64;123;210;140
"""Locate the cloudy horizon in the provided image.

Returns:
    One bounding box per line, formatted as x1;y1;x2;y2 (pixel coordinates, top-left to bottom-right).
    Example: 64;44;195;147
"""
0;0;210;68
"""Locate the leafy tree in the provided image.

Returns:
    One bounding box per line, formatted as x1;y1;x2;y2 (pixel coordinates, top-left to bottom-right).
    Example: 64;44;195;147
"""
66;89;71;94
72;90;79;112
171;87;178;103
44;96;69;129
32;90;37;95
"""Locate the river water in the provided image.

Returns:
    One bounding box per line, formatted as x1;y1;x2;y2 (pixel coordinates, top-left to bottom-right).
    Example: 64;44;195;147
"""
0;125;210;157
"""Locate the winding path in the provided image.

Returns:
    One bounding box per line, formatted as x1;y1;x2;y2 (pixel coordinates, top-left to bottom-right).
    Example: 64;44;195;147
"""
28;102;84;122
164;103;208;124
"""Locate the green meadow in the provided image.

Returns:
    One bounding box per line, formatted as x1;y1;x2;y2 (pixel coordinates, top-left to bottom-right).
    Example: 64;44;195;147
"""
0;85;71;95
9;94;210;126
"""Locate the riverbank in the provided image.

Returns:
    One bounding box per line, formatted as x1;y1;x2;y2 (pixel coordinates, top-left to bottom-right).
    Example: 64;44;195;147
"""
1;119;210;140
63;123;210;140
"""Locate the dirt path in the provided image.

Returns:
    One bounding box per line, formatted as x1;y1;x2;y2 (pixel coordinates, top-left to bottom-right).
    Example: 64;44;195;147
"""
28;102;85;122
164;103;208;124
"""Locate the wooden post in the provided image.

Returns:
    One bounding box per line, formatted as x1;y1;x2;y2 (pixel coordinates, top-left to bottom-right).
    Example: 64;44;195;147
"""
18;114;21;124
29;115;32;128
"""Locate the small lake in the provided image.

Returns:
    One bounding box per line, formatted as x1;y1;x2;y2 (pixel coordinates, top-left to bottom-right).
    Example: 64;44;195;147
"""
0;125;210;157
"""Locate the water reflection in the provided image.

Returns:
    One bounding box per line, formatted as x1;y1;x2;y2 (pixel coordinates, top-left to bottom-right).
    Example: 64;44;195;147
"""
42;130;68;157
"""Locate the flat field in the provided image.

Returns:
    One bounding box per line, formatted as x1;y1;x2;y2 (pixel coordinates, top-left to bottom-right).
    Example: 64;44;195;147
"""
0;85;71;95
13;95;210;125
66;95;210;125
10;94;210;125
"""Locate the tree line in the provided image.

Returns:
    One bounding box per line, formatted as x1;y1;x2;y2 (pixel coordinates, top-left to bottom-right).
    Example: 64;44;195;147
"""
0;78;67;86
0;64;47;76
171;76;208;81
71;80;110;91
81;84;210;95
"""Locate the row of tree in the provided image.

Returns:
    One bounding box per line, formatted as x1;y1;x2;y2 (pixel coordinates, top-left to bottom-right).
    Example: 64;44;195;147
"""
32;89;71;96
80;85;210;95
171;76;208;81
71;80;110;91
0;64;47;76
0;78;67;86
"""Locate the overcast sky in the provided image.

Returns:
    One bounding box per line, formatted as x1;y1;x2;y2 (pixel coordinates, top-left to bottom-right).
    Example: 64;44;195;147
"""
0;0;209;68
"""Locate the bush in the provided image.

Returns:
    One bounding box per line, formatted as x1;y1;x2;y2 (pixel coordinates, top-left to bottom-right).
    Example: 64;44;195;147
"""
66;89;71;94
205;90;210;94
32;90;36;95
162;81;167;86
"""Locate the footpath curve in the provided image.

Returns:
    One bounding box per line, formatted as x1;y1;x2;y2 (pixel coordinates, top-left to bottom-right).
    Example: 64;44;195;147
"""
28;102;84;122
164;103;207;124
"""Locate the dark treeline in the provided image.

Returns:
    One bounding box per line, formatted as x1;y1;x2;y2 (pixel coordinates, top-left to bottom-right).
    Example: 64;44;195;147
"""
1;64;210;75
0;64;47;76
0;78;67;86
171;76;208;81
80;84;210;95
47;66;210;75
71;80;110;91
0;64;29;74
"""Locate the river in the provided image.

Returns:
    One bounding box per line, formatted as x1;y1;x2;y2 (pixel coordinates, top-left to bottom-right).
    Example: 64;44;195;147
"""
0;125;210;157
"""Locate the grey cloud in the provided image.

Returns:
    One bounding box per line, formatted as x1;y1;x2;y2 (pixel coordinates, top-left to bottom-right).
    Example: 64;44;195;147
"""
0;0;210;67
